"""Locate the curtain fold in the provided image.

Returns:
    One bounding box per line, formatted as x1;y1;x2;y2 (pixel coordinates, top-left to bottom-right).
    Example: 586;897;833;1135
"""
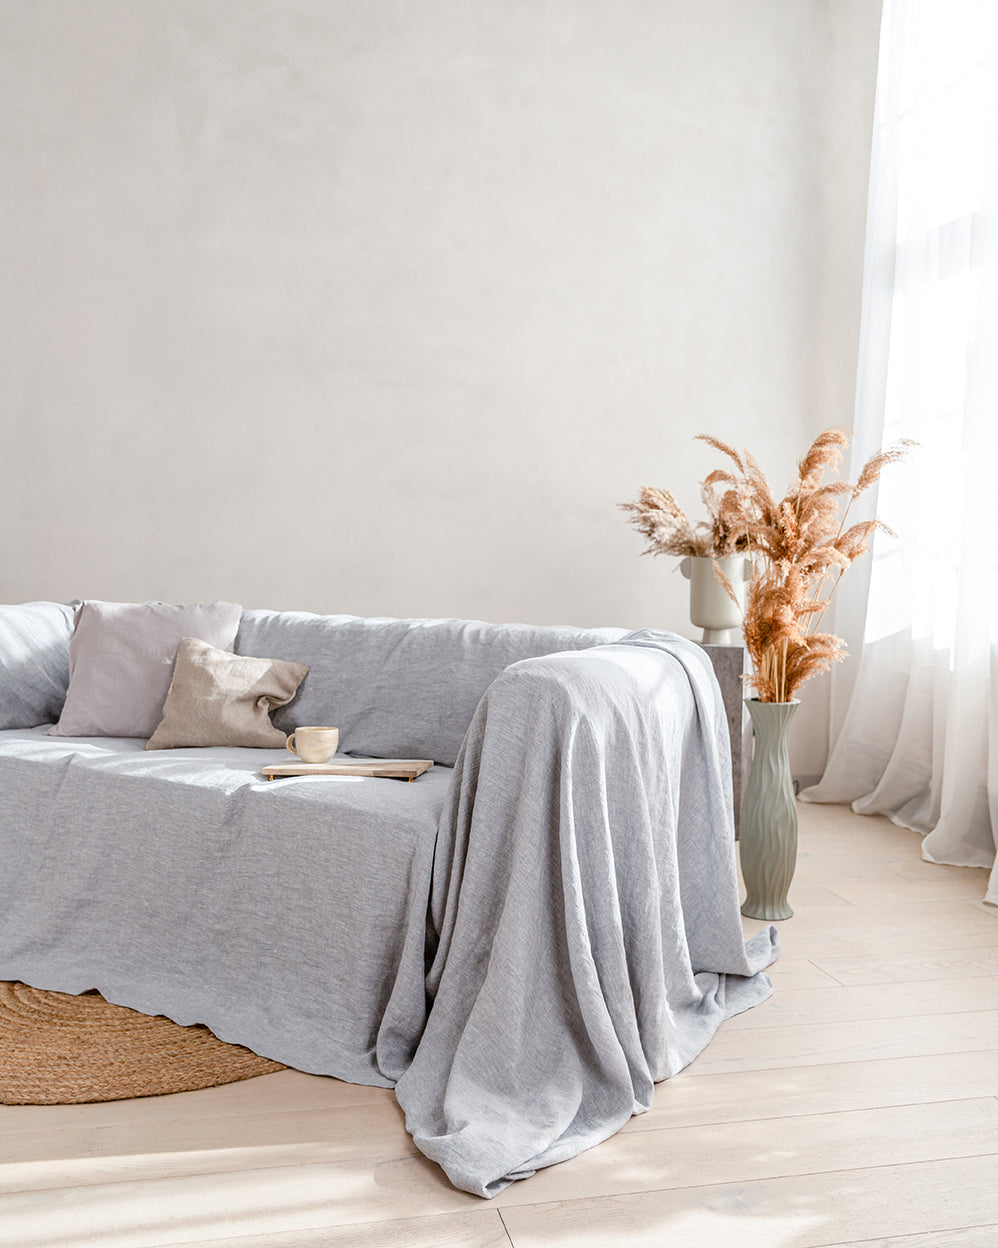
801;0;998;908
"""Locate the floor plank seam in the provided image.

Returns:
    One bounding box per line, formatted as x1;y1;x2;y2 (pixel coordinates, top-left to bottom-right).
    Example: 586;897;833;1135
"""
148;1208;512;1248
793;895;993;910
0;1102;403;1136
497;1207;516;1246
808;1220;998;1248
805;968;998;987
828;903;997;913
628;1092;998;1132
714;1004;998;1034
0;1083;397;1110
805;959;850;987
495;1151;998;1215
820;887;857;906
678;1044;998;1075
809;949;998;961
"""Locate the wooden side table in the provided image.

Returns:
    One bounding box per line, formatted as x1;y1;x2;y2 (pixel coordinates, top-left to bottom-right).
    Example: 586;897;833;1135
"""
700;643;747;836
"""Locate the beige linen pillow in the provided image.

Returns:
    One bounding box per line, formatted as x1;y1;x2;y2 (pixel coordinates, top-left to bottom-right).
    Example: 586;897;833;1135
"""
49;600;243;738
146;638;308;750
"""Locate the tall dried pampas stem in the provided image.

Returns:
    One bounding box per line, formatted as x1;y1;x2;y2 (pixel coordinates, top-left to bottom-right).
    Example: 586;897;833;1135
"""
723;428;914;702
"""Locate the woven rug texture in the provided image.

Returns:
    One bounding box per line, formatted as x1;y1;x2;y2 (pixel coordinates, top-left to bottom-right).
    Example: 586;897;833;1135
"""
0;981;285;1104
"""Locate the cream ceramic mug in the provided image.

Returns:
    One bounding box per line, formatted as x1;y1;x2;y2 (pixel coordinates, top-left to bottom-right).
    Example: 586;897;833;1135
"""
286;726;339;764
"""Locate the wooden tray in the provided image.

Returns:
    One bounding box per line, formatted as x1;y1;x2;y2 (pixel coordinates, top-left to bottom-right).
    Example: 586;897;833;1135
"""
262;758;434;782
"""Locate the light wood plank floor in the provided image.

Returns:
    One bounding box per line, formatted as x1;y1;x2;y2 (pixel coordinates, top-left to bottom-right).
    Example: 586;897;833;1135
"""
1;802;995;1248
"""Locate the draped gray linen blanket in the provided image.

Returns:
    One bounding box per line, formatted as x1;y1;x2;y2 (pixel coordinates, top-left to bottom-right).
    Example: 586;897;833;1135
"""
0;630;777;1197
0;731;449;1086
392;631;779;1195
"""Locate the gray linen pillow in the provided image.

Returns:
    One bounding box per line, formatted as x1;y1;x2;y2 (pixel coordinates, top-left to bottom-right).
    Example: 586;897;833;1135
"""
0;601;76;728
50;600;243;738
146;638;308;750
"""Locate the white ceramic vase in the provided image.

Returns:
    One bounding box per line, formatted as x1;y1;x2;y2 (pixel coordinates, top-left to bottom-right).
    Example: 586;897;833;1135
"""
679;554;751;644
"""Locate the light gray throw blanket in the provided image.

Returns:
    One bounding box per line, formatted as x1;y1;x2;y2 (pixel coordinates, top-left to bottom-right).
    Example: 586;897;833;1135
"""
392;631;778;1195
0;630;777;1197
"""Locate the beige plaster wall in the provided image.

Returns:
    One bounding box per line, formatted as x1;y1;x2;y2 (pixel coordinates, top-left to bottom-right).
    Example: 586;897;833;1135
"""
0;0;882;773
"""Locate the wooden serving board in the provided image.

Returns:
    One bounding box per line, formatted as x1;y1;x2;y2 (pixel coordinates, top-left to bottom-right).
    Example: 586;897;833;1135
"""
262;759;434;782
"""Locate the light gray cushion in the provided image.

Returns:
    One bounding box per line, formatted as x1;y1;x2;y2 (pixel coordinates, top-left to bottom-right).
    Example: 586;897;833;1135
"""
146;638;308;750
0;601;76;729
235;610;628;765
50;600;243;738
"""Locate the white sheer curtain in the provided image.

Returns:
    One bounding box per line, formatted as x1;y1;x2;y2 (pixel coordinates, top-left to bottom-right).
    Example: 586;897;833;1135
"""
802;0;998;908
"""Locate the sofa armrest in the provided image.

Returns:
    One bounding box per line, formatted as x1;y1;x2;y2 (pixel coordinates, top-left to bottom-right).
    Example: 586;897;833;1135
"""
0;601;75;729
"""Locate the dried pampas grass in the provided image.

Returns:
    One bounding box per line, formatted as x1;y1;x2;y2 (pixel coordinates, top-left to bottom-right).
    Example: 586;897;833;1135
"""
619;478;749;558
621;428;913;702
700;428;914;702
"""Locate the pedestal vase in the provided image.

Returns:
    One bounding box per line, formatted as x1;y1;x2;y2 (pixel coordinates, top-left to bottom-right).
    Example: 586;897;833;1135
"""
740;698;799;920
679;555;751;644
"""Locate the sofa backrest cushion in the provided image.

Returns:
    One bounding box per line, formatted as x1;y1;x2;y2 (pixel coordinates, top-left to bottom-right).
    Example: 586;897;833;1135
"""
235;611;627;766
0;601;76;729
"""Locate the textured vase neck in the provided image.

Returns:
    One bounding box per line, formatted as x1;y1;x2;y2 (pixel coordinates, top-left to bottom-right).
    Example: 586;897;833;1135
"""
746;698;799;740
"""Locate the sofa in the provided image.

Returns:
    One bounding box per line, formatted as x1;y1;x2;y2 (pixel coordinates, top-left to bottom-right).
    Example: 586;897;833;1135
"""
0;599;779;1198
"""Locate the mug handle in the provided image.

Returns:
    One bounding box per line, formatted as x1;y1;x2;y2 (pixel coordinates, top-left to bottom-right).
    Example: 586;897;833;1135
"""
286;732;298;756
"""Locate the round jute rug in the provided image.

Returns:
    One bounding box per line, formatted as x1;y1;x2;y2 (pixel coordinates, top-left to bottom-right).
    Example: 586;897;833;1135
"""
0;981;285;1104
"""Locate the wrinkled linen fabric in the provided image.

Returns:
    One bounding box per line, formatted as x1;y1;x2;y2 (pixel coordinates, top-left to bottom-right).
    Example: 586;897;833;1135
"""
393;631;779;1195
235;610;626;766
0;629;777;1197
146;638;309;750
0;730;449;1085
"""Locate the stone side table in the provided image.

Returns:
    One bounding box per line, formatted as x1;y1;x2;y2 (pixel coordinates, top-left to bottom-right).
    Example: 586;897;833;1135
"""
700;643;747;836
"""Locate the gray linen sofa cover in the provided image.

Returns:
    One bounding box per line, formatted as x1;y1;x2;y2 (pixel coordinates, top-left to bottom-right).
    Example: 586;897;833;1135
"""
0;605;778;1197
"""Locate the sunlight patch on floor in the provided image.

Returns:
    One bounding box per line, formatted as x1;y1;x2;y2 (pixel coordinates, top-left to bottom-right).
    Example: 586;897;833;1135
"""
0;1141;388;1193
1;1155;474;1248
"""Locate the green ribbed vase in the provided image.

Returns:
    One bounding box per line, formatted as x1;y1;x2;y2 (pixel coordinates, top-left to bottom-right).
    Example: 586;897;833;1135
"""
740;699;799;921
